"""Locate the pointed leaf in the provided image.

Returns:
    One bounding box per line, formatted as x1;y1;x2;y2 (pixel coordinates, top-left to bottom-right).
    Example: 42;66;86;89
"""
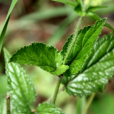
81;33;114;71
86;6;108;12
75;0;83;6
4;48;36;113
10;43;69;76
86;12;114;32
74;3;85;16
0;0;18;53
52;0;76;7
37;102;64;114
61;26;91;65
66;33;114;97
62;19;106;78
75;0;81;3
68;19;106;75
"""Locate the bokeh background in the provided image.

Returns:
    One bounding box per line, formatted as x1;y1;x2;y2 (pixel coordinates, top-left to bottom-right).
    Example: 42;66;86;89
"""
0;0;114;114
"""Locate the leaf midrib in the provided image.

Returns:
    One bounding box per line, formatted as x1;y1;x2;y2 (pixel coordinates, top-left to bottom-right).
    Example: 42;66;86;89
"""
10;63;31;111
67;20;104;67
67;48;114;85
14;47;57;69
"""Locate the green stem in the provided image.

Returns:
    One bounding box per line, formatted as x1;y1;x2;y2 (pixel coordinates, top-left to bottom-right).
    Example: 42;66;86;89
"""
6;94;10;114
82;93;96;114
52;77;62;104
63;16;83;65
48;86;65;103
51;16;83;105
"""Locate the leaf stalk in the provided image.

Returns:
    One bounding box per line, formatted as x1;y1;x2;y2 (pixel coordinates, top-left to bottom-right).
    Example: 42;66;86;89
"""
52;77;62;104
6;94;10;114
52;16;83;105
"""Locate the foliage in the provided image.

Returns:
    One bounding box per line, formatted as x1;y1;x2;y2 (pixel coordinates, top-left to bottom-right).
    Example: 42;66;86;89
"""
10;43;69;76
37;102;64;114
4;48;36;113
65;33;114;96
0;0;18;53
61;19;106;76
1;0;114;114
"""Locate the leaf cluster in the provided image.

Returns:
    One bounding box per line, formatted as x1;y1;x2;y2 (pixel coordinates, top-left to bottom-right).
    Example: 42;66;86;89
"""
10;18;114;97
7;18;114;113
4;48;65;113
52;0;114;31
1;0;114;114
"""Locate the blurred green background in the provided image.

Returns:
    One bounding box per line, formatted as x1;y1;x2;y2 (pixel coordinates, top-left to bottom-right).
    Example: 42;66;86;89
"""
0;0;114;114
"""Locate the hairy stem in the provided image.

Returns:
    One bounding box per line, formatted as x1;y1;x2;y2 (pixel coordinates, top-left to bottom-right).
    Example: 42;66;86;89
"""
51;16;83;105
82;93;96;114
6;94;10;114
48;86;65;103
52;77;62;104
63;16;83;65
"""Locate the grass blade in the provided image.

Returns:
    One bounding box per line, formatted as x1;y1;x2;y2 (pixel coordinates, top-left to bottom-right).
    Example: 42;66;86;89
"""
0;0;18;53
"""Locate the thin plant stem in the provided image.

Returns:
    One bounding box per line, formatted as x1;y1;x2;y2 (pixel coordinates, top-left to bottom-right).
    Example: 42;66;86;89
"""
63;16;83;65
82;93;96;114
48;86;65;103
75;97;86;114
6;94;10;114
51;16;83;105
52;77;62;104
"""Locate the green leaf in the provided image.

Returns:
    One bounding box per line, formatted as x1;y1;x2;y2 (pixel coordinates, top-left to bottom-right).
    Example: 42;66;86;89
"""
73;0;86;16
81;33;114;71
86;12;101;20
62;19;106;78
86;6;108;12
37;102;64;114
75;0;81;3
61;26;91;65
52;0;76;7
74;4;84;16
4;48;36;113
0;0;18;53
74;2;85;16
66;33;114;97
75;0;83;6
86;12;114;32
10;43;69;76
